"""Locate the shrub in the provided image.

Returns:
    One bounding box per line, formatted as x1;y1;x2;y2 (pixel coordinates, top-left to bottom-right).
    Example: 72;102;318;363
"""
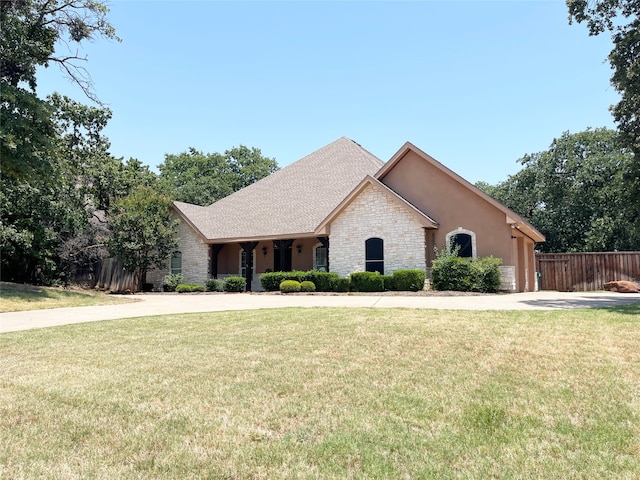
350;271;384;292
431;249;502;293
260;271;306;291
381;275;396;291
163;273;184;292
280;280;301;293
260;270;338;292
304;271;339;292
332;277;351;292
206;278;225;292
175;283;205;293
393;269;426;292
300;281;316;292
432;253;472;291
224;276;246;293
470;257;502;293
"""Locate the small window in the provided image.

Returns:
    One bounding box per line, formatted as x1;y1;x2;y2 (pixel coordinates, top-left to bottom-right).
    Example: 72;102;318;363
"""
314;244;328;271
365;237;384;274
170;252;182;275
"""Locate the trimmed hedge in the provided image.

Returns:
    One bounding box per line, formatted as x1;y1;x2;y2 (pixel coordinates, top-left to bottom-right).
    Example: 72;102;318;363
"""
393;270;426;292
175;283;205;293
224;276;246;293
432;253;502;293
260;271;306;291
303;271;338;292
300;281;316;292
350;271;384;292
381;275;396;291
260;270;338;292
332;277;351;292
280;280;301;293
206;278;225;292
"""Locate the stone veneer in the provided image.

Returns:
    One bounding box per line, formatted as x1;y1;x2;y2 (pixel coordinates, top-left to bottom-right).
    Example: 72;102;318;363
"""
146;215;210;290
329;184;426;278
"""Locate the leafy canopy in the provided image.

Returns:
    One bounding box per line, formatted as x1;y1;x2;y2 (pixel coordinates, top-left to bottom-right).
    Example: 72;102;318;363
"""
0;0;118;181
480;128;637;252
567;0;640;240
107;186;178;291
158;146;278;206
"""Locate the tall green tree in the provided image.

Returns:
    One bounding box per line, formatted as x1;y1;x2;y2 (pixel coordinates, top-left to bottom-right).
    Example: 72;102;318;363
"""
107;186;178;292
0;0;118;180
480;128;637;252
0;94;156;283
158;146;278;206
225;145;279;191
567;0;640;239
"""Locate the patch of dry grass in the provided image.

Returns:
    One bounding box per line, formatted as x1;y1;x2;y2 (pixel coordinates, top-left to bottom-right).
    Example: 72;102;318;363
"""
0;282;134;312
1;306;639;478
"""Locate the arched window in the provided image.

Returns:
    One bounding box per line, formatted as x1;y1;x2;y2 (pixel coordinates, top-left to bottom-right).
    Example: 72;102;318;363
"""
446;229;476;258
313;243;328;271
365;237;384;274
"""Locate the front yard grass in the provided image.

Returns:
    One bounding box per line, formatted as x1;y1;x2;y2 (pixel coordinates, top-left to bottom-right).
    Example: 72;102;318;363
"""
0;282;134;312
1;306;639;478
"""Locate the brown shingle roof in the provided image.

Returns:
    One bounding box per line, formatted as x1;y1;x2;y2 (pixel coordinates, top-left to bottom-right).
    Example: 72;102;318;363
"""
173;137;384;242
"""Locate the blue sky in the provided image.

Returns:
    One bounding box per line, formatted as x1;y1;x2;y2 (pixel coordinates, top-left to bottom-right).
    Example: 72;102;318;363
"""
36;0;619;184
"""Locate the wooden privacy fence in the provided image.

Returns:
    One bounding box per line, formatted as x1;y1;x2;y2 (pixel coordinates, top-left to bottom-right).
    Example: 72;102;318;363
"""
535;252;640;292
94;258;137;292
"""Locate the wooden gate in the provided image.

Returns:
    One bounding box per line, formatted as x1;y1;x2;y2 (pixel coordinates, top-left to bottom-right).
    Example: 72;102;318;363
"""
535;252;640;292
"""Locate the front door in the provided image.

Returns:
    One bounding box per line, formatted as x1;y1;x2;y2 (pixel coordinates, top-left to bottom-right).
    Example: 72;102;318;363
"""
273;240;293;271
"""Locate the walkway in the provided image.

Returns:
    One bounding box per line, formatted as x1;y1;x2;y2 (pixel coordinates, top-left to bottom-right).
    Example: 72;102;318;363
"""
1;291;638;333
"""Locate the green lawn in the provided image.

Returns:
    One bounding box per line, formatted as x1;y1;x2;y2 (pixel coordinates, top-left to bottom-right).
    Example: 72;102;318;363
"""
1;305;639;479
0;282;135;312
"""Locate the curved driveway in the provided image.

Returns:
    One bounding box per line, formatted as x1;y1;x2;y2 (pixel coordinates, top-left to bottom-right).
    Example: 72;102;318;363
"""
1;291;638;333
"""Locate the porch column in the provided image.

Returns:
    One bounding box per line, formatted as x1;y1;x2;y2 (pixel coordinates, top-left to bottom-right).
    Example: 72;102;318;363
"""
317;236;329;271
210;244;224;279
239;241;258;291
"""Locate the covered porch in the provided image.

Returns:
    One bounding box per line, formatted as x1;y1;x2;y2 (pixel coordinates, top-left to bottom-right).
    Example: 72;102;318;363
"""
210;236;330;291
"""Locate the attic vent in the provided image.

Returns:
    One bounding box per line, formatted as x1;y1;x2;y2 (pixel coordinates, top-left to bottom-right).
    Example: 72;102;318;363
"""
350;139;362;147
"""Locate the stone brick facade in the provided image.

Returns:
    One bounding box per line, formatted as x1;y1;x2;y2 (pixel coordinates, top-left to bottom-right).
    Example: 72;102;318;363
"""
147;215;210;290
329;184;426;278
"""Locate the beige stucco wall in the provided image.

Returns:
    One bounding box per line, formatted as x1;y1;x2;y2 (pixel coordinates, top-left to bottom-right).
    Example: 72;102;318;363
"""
329;183;426;278
380;150;535;291
381;151;514;259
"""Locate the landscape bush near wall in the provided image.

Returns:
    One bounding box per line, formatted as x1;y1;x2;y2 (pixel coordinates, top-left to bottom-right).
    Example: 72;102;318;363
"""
260;271;338;292
432;254;502;293
262;270;428;293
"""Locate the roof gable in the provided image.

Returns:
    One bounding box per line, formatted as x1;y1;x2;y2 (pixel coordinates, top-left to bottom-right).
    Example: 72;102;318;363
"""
316;175;439;234
176;137;384;242
375;142;545;242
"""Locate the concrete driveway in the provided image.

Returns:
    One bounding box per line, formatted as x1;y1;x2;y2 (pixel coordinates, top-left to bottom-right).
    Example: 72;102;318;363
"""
1;291;638;333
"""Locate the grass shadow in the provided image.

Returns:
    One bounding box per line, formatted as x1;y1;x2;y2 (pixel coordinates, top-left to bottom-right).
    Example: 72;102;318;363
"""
603;301;640;316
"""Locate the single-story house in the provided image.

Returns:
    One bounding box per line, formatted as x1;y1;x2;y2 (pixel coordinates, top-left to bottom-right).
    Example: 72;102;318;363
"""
148;137;545;292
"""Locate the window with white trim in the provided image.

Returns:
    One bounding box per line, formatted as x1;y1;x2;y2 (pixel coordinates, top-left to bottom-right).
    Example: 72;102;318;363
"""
446;229;476;258
365;237;384;274
170;252;182;275
239;249;257;278
313;243;328;271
